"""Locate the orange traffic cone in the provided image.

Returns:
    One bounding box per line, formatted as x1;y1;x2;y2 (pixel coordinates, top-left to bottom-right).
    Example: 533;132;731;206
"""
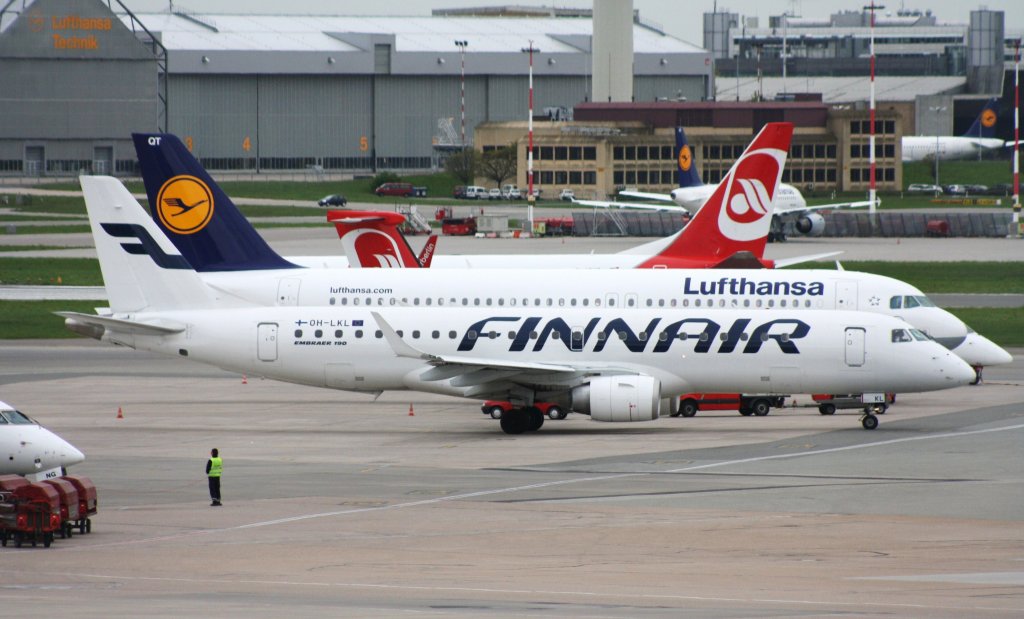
242;374;248;385
116;406;123;419
408;404;415;416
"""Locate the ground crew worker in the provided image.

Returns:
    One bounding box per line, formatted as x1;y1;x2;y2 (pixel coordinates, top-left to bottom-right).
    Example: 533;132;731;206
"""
206;448;222;506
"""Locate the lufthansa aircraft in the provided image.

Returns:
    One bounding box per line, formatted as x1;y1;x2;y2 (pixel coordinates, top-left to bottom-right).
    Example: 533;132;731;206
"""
130;127;1009;379
571;126;874;241
0;401;85;480
62;130;974;433
902;98;1005;162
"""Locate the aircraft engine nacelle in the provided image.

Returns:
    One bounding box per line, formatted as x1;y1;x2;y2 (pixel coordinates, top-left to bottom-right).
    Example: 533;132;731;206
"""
571;375;661;422
795;213;825;237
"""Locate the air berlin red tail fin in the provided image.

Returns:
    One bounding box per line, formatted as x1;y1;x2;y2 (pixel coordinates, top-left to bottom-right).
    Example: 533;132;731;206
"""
328;210;424;268
417;235;438;268
638;122;792;269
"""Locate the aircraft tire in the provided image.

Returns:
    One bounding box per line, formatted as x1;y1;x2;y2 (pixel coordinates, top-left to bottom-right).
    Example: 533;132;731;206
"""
525;407;545;431
500;411;528;434
861;414;879;430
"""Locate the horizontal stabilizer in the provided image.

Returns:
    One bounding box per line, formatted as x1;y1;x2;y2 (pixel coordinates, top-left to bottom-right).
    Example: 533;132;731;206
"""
55;311;186;336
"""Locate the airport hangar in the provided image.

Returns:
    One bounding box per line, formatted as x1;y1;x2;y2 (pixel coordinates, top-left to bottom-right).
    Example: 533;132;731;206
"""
0;0;713;179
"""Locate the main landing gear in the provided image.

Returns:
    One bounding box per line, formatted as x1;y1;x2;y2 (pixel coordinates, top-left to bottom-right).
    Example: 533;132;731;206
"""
499;407;545;435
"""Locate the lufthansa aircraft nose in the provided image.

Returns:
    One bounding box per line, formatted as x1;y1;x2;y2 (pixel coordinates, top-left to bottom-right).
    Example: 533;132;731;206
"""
952;332;1014;367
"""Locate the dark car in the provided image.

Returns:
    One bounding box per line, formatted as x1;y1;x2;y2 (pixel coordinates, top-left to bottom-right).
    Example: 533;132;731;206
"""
374;182;414;197
453;185;467;199
317;194;347;207
964;184;989;196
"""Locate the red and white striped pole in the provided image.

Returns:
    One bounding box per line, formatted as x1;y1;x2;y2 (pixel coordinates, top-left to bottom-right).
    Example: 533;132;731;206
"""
523;41;539;234
864;2;883;220
455;40;468;148
1013;39;1020;237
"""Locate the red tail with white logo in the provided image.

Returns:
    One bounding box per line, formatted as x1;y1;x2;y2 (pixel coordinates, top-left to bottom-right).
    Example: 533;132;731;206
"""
638;122;793;269
328;210;434;268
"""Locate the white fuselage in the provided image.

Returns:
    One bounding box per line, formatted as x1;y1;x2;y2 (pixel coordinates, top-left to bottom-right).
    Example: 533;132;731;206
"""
0;406;84;479
110;306;973;401
208;267;972;353
901;136;1006;162
670;182;806;213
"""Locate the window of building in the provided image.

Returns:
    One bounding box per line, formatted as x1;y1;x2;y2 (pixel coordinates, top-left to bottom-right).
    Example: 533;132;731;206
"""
569;171;582;184
637;146;648;160
555;146;567;160
569;146;582;160
613;146;624;160
583;146;597;160
555;171;568;185
583;171;597;184
625;146;636;160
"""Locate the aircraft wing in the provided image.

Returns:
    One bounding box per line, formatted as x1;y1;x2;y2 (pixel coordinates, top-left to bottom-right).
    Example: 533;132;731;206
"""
619;190;675;203
773;251;844;268
572;198;688;213
371;311;634;396
778;199;876;216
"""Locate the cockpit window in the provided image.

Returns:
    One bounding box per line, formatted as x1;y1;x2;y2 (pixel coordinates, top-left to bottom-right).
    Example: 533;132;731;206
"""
914;295;936;307
0;410;33;424
889;296;902;309
909;329;931;341
891;329;913;343
902;296;920;308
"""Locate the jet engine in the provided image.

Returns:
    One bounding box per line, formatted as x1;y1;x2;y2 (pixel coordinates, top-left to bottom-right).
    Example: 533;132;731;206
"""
794;213;826;237
571;375;661;422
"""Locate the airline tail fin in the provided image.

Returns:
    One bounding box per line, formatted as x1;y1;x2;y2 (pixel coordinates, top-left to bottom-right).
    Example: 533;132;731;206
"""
132;133;298;272
674;127;703;188
78;175;215;313
418;234;438;267
638;122;793;268
328;210;429;268
962;97;1000;139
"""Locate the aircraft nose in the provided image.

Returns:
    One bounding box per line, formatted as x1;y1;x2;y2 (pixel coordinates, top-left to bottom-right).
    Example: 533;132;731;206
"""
952;332;1013;366
59;438;86;467
942;350;978;386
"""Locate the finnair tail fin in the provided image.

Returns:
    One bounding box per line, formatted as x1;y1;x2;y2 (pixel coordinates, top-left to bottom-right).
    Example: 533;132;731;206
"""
962;97;1000;139
132;133;298;272
674;127;703;188
78;176;215;312
328;210;434;268
638;122;793;269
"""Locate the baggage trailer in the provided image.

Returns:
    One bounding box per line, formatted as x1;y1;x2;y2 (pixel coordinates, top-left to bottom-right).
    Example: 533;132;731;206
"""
0;482;62;548
812;393;895;430
671;393;787;418
41;478;80;539
62;475;97;534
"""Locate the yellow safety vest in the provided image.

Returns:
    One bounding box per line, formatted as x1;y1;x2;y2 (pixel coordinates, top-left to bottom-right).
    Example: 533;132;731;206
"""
208;457;223;477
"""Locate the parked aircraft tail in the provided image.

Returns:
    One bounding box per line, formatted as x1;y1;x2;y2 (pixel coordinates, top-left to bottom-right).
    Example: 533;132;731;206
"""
962;97;1000;139
638;122;793;269
328;210;436;268
674;127;703;188
74;176;215;313
132;133;298;272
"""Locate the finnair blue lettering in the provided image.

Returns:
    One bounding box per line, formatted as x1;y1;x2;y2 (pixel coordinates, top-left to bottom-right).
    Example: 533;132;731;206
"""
458;316;810;354
682;277;824;297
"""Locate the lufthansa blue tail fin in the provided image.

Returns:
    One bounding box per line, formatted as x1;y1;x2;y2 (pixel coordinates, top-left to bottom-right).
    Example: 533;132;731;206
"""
132;133;298;272
675;127;703;188
962;97;1000;139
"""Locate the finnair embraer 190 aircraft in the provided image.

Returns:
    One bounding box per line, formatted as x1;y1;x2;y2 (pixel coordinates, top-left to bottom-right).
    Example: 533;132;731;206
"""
129;126;1008;378
62;187;974;432
0;401;85;480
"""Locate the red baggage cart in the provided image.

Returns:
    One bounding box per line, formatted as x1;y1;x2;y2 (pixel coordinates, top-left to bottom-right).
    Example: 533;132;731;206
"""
0;482;62;548
41;478;80;539
62;475;97;534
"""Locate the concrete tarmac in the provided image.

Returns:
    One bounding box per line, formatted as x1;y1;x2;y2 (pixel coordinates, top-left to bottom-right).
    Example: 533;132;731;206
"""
0;340;1021;618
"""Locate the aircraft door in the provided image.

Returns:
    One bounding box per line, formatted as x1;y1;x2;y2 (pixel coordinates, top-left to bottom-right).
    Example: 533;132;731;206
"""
845;327;865;367
836;281;858;310
277;278;300;306
257;322;278;361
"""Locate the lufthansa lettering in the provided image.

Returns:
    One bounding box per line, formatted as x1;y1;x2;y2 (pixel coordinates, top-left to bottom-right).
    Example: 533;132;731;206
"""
682;276;824;297
47;14;111;51
51;16;112;31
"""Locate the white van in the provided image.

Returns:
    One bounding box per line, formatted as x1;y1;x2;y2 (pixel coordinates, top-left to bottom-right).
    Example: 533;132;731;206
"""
465;185;488;199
